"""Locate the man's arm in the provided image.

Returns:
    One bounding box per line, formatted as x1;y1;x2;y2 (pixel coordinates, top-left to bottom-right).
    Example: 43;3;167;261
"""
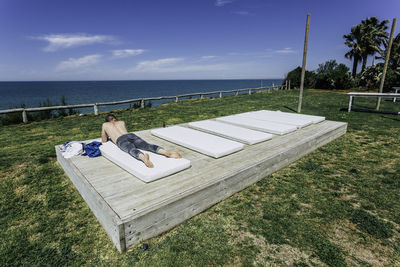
101;124;108;143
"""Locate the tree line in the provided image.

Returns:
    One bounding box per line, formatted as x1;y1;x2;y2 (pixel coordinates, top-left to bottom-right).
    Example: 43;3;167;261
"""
284;17;399;91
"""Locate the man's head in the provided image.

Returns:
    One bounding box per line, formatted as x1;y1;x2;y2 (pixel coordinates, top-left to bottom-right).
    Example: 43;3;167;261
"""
105;114;117;122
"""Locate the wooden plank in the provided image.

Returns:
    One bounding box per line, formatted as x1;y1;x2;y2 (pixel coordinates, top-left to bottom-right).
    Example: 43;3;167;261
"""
26;103;95;111
348;92;400;97
347;92;400;113
0;108;24;114
55;146;126;252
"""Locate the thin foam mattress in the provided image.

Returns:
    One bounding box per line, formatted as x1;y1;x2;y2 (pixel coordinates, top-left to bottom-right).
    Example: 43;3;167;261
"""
216;114;297;135
240;111;313;128
262;110;326;124
100;141;191;183
188;120;273;144
151;126;244;158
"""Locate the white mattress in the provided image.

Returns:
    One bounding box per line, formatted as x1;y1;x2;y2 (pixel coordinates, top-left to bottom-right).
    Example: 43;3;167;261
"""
151;126;244;158
216;115;297;135
268;110;325;123
240;111;313;128
188;120;273;145
100;141;191;183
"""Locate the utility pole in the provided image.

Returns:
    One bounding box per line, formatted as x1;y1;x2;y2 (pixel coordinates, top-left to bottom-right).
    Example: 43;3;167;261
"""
298;14;311;113
376;18;397;110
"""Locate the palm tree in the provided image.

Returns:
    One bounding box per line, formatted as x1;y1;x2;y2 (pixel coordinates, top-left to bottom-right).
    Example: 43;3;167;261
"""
359;17;389;72
344;17;388;77
344;25;363;77
391;33;400;70
376;33;400;70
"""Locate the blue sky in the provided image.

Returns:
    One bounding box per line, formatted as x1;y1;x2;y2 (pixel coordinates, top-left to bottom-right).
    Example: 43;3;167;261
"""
0;0;398;81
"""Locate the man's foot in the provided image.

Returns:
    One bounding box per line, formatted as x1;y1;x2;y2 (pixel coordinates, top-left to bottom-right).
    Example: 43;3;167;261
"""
143;153;154;168
164;151;182;158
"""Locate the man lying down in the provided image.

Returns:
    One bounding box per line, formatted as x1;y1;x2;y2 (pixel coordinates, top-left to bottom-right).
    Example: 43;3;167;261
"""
101;114;182;168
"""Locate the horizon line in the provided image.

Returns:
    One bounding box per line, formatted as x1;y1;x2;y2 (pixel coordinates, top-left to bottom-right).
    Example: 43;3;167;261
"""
0;78;284;83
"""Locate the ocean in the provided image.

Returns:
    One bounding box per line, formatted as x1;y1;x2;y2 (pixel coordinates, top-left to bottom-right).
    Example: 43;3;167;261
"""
0;79;282;113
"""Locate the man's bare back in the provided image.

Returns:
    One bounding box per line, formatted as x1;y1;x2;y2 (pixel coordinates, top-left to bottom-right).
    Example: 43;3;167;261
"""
101;114;182;168
101;120;128;143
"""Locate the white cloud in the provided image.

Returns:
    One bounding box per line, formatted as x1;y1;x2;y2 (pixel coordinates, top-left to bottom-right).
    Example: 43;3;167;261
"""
112;49;145;58
56;54;102;70
34;33;113;52
232;11;250;16
275;47;295;54
167;64;226;72
134;58;184;71
215;0;233;7
130;57;226;73
201;55;218;60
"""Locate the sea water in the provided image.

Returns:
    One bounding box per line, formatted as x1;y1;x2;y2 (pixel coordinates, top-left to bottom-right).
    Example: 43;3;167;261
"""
0;79;282;113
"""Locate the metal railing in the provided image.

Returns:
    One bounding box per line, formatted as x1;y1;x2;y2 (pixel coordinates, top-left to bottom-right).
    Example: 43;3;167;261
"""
0;84;286;123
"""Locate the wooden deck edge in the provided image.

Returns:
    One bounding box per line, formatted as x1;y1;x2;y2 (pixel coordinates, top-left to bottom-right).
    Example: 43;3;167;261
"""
55;146;126;252
122;121;347;250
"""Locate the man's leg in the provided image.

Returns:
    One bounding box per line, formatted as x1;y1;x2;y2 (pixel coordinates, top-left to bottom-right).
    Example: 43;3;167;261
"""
132;135;182;158
137;153;154;168
117;135;154;167
157;149;182;159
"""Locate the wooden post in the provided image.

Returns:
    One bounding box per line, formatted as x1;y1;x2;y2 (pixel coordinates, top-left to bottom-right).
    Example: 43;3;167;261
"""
376;18;397;110
94;104;99;115
22;109;28;123
289;80;291;90
285;80;288;90
219;91;222;98
141;99;145;108
235;90;239;96
298;14;310;113
200;94;204;100
248;89;252;95
175;96;178;103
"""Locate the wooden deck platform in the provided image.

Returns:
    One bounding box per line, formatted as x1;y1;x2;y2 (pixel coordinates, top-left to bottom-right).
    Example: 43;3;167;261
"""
56;120;347;252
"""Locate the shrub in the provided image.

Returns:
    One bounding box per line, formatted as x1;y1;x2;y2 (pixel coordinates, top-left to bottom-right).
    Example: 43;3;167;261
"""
130;100;152;109
1;96;78;125
0;104;33;126
284;60;355;90
314;60;355;89
0;111;23;125
283;66;316;89
357;63;400;91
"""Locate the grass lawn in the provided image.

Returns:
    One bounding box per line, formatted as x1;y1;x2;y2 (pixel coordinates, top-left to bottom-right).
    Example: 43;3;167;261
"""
1;89;399;266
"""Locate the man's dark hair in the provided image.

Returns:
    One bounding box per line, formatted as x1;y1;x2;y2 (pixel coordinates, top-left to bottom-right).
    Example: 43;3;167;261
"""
105;114;117;122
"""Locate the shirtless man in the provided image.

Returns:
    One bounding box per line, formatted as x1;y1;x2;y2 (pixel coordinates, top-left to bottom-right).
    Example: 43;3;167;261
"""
101;114;181;168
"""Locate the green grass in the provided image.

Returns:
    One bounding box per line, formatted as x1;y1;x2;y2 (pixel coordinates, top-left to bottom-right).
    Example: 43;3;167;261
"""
1;89;400;266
